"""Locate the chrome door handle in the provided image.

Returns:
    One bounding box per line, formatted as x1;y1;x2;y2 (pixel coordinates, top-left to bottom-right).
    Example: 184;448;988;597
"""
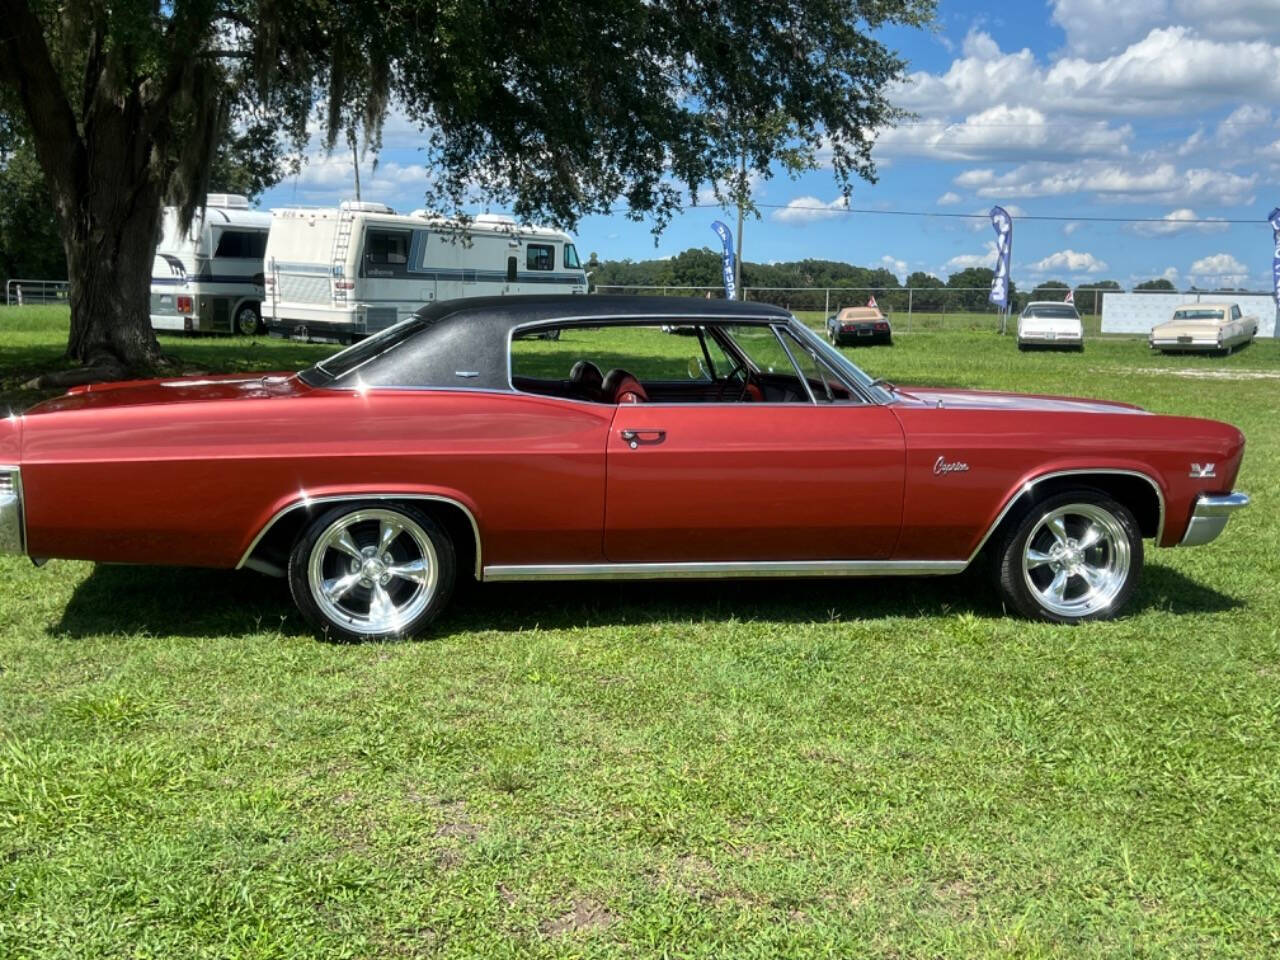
620;428;666;448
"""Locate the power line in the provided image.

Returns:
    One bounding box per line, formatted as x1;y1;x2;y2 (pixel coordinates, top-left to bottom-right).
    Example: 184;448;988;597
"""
753;203;1268;225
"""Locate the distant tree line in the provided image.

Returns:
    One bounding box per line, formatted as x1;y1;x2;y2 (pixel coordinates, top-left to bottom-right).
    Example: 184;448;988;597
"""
588;246;1182;315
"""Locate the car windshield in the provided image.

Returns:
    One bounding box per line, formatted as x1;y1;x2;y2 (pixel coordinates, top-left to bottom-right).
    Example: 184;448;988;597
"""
1173;309;1224;321
1025;305;1079;318
298;316;429;386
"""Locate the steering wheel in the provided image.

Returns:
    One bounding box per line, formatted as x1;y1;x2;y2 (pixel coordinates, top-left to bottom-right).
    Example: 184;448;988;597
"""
715;361;758;402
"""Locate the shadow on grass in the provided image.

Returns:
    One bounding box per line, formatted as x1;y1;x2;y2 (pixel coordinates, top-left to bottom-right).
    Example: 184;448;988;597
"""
50;560;1240;641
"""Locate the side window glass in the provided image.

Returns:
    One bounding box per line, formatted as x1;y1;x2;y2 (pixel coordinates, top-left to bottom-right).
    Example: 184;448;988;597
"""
506;256;517;282
366;231;410;266
527;244;554;271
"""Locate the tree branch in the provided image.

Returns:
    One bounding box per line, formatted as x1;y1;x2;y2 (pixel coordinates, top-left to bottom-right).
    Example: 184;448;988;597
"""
0;0;83;197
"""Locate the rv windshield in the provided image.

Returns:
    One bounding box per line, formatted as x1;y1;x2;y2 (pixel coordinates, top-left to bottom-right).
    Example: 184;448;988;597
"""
564;244;581;270
300;317;429;386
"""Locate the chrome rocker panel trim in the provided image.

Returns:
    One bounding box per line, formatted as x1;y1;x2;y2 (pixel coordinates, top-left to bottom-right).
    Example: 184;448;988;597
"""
1179;491;1250;547
482;559;966;582
237;493;483;579
0;465;23;556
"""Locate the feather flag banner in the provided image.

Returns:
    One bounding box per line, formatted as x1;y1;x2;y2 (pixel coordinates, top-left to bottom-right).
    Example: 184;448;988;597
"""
988;206;1013;308
710;221;737;301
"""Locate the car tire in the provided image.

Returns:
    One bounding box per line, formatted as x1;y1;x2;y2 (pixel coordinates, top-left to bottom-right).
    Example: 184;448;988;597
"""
235;303;264;336
992;489;1142;624
288;503;456;641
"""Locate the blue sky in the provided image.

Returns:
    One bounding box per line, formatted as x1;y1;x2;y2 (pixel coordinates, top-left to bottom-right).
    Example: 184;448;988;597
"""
259;0;1280;290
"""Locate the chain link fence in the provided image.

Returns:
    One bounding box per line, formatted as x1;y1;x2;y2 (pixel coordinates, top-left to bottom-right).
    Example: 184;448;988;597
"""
5;279;70;306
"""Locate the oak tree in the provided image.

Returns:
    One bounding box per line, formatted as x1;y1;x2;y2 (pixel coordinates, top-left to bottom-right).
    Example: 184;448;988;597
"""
0;0;933;379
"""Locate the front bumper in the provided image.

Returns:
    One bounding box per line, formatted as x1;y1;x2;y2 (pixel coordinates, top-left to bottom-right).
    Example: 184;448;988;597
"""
1180;491;1250;546
0;465;23;556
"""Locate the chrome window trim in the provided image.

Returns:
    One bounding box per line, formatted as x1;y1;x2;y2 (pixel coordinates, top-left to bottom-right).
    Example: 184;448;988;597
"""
770;324;819;404
0;465;23;557
236;492;482;579
483;559;966;582
787;320;890;405
965;467;1166;563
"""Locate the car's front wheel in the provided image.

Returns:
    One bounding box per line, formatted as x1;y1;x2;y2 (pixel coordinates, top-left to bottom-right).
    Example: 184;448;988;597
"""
288;503;456;641
993;489;1142;623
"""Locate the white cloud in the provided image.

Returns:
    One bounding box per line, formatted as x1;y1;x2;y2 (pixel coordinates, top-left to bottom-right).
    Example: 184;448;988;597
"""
955;160;1257;205
896;27;1280;118
1063;221;1082;235
880;255;908;282
936;191;963;206
942;241;998;273
1029;249;1110;274
1132;208;1230;235
771;195;850;224
874;104;1130;162
1050;0;1280;55
1188;252;1249;282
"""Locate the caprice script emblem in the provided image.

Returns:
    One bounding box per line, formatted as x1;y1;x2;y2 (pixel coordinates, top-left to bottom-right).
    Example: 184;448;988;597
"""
934;456;970;476
1190;463;1217;479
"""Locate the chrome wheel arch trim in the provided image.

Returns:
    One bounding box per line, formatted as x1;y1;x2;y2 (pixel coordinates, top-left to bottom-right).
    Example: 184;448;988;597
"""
965;467;1166;565
236;492;482;579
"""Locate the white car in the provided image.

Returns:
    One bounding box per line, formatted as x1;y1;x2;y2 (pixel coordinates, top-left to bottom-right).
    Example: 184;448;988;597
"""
1017;301;1084;351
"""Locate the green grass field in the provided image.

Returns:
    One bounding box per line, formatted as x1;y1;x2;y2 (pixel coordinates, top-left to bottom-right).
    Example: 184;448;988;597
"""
2;305;1279;958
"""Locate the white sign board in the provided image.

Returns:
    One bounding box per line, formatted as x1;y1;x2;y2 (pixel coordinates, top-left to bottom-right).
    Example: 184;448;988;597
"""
1102;292;1277;337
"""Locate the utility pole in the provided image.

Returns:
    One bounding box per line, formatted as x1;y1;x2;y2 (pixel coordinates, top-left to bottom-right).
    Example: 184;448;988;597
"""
734;153;745;300
351;136;362;202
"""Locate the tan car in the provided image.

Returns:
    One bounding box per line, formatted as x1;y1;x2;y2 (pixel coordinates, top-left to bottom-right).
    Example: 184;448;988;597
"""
825;306;892;346
1150;302;1257;354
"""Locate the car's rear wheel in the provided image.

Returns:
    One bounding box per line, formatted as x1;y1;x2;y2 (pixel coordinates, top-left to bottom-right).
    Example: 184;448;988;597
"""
993;489;1142;623
288;504;456;641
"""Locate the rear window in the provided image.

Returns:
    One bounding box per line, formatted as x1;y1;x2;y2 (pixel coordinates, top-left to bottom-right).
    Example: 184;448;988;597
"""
1024;305;1079;318
1173;309;1224;321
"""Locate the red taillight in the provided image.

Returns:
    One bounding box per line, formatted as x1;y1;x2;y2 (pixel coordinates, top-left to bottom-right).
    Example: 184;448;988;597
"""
176;295;193;314
334;280;355;290
875;322;889;331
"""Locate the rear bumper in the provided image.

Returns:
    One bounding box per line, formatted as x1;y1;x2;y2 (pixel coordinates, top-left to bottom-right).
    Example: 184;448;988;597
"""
1018;330;1082;345
0;465;23;556
1180;491;1250;546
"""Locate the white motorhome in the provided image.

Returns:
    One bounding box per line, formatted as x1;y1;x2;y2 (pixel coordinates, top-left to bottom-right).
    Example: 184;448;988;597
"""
263;202;588;341
150;194;271;335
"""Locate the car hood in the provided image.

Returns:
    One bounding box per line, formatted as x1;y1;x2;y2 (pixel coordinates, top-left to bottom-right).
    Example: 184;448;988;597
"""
891;386;1147;415
25;371;308;415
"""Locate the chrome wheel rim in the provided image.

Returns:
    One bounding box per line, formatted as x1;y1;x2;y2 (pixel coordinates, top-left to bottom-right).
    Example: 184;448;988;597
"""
236;307;258;335
1022;503;1130;618
307;509;438;636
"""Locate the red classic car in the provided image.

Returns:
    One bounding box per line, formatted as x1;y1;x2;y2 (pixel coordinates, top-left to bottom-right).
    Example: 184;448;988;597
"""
0;296;1249;639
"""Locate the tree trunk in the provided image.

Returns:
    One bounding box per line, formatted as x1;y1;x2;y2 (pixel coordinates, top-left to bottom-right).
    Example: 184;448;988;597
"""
61;178;166;377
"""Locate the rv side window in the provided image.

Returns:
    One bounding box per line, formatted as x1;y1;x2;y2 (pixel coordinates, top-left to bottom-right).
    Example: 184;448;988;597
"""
564;244;581;269
214;230;268;259
365;230;410;266
527;244;554;271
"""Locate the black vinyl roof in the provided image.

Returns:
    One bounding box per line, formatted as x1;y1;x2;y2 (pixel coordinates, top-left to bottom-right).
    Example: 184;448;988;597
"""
320;295;792;391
